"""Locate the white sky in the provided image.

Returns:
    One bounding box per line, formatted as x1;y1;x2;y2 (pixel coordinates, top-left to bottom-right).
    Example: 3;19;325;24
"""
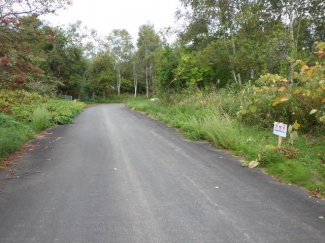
42;0;181;42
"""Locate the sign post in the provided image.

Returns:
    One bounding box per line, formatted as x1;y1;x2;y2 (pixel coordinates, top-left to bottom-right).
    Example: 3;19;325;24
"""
273;122;287;148
278;136;282;148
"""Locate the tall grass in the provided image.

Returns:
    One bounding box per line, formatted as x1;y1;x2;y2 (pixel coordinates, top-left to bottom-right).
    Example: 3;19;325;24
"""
31;106;51;132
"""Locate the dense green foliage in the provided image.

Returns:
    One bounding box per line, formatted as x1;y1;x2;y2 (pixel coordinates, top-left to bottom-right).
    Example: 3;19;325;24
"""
88;24;161;98
234;42;325;135
1;90;84;124
0;90;85;163
0;1;89;97
172;0;324;86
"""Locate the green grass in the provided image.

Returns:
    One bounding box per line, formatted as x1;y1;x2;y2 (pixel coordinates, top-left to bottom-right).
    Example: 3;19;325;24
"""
126;95;325;196
0;113;34;161
31;106;51;132
0;90;85;163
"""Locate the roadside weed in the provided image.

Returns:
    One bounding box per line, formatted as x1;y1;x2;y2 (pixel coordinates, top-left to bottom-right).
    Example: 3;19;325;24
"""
31;106;51;132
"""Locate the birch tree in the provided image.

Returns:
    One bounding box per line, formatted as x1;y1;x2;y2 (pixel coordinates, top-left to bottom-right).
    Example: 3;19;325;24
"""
107;29;133;96
136;24;160;97
132;52;140;97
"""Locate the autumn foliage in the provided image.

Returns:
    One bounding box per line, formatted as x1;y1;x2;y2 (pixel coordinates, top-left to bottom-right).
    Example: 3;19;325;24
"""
237;42;325;133
0;0;71;90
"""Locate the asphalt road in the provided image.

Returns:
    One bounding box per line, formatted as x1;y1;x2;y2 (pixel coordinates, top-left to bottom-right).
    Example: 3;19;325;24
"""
0;104;324;243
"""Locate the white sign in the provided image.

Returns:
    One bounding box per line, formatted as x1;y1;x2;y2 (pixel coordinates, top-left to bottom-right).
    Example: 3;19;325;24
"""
273;122;287;137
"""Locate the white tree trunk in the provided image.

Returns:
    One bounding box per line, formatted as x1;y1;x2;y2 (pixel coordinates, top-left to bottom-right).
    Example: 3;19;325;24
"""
232;70;238;84
134;76;137;98
117;69;121;96
146;63;149;98
133;63;138;98
144;39;151;98
237;73;242;85
231;31;242;85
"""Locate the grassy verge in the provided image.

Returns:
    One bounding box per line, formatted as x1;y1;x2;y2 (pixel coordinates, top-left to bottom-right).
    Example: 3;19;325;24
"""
126;95;325;197
0;90;85;165
0;113;34;164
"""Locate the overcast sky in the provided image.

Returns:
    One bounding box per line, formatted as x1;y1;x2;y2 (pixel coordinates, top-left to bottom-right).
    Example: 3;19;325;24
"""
42;0;181;41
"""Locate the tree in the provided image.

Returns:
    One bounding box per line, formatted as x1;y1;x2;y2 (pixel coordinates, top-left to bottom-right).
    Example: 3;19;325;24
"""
173;0;323;88
88;52;115;99
0;0;71;90
41;24;89;98
131;52;140;97
156;44;180;90
107;29;134;96
136;24;160;97
0;0;70;20
177;0;244;84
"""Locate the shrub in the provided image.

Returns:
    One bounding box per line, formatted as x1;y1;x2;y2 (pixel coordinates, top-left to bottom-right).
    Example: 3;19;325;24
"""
237;42;325;134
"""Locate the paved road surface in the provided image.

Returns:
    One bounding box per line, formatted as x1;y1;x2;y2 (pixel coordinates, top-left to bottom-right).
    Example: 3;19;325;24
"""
0;104;324;243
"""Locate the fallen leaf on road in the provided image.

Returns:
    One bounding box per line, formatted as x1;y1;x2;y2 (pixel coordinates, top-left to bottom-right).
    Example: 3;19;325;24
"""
248;161;259;168
36;132;53;140
240;160;249;167
55;137;63;142
308;190;321;198
9;169;17;176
